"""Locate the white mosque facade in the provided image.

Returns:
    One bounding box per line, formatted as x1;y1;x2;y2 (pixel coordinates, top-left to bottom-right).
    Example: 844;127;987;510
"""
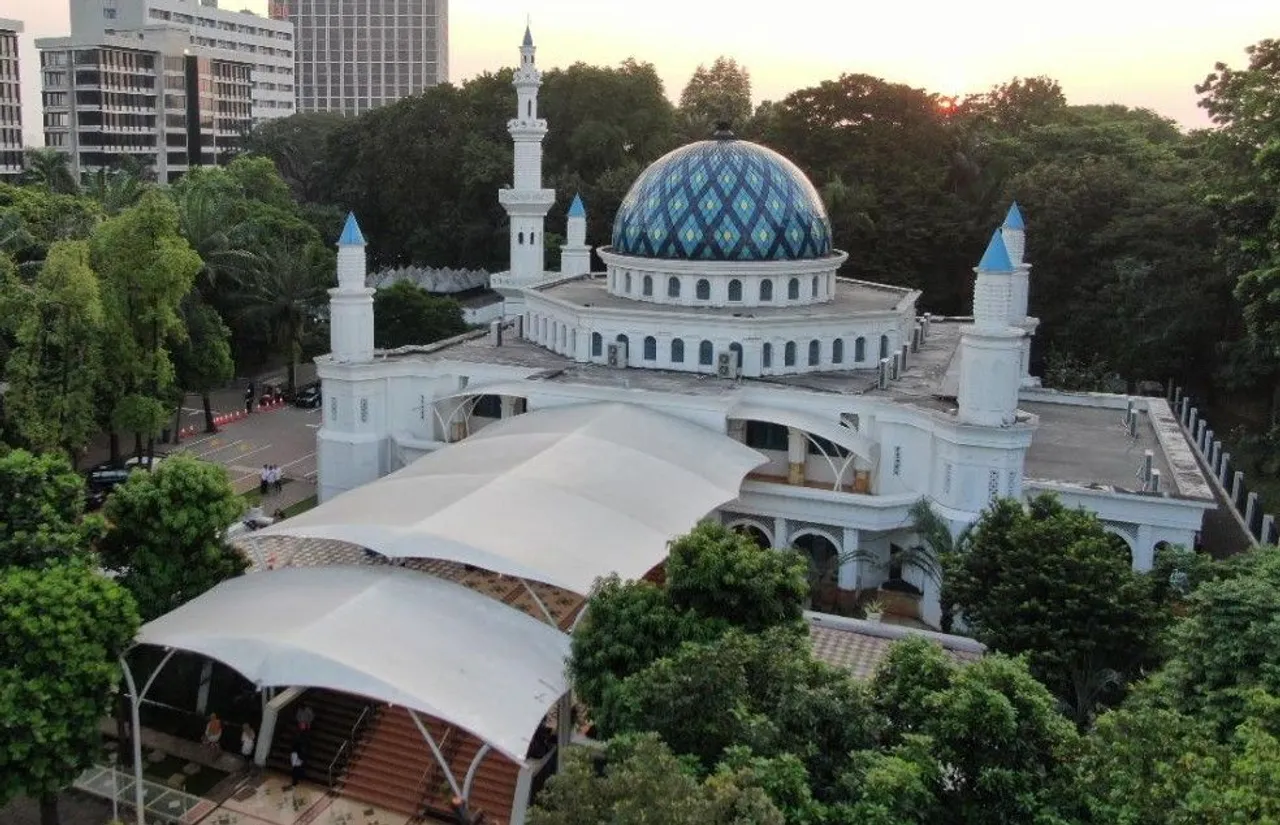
315;29;1214;626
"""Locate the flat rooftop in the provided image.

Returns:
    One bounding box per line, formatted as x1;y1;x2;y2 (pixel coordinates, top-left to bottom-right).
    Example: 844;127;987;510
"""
536;276;911;318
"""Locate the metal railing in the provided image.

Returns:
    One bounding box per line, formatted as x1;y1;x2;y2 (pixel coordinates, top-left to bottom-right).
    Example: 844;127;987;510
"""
326;702;378;789
327;740;350;788
414;728;452;809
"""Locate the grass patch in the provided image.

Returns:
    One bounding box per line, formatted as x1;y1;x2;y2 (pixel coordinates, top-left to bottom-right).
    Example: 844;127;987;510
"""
280;495;317;519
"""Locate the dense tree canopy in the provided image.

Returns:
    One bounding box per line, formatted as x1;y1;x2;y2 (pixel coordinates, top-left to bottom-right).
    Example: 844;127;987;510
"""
0;449;98;569
372;281;468;349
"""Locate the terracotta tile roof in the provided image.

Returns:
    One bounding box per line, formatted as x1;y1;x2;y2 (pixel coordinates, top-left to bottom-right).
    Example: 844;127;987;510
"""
806;612;985;680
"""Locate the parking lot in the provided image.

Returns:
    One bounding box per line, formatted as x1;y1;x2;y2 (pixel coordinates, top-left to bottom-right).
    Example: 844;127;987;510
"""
167;400;321;498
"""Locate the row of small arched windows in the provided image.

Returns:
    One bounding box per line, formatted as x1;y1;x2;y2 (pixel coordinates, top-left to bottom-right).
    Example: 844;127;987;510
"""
621;273;823;301
589;332;892;368
517;231;536;244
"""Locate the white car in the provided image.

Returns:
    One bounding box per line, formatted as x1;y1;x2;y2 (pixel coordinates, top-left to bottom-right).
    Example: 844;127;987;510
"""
225;506;275;540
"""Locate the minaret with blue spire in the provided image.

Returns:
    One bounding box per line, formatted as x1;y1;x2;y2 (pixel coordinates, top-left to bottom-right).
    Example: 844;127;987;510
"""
957;229;1024;427
329;212;375;363
559;193;592;275
498;23;556;292
1001;202;1041;386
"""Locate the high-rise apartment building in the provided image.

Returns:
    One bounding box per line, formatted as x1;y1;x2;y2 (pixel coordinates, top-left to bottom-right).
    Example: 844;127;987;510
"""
37;27;252;183
0;19;23;179
69;0;294;123
274;0;448;115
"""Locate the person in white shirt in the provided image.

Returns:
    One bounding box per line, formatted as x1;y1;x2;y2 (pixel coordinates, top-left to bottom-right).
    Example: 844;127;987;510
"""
285;743;305;789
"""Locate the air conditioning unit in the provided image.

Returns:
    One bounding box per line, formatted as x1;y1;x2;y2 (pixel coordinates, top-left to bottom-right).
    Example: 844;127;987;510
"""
716;350;740;379
606;341;628;368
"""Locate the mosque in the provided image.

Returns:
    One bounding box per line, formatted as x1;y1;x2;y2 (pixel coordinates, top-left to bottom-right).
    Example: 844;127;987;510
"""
309;27;1215;628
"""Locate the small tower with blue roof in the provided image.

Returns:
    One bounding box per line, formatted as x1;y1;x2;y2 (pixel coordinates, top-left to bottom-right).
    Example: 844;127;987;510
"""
1001;201;1041;387
330;211;375;363
559;193;592;276
957;228;1025;428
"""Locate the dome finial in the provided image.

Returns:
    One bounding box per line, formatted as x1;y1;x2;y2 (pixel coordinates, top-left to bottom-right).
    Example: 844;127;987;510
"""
712;121;735;140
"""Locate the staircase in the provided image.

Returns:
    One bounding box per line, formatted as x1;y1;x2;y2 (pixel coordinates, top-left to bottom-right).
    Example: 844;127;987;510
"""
266;688;379;788
341;706;522;824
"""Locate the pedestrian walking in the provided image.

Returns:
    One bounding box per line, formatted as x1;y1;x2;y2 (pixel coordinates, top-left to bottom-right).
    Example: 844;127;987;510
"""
240;723;256;761
285;742;305;789
244;384;254;415
272;464;284;494
259;465;270;497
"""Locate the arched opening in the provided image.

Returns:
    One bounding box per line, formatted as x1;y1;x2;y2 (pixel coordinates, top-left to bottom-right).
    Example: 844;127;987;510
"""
591;332;602;357
624;272;632;293
616;333;629;346
729;342;743;369
642;274;653;296
667;276;681;298
812;275;819;297
518;231;524;244
762;342;773;368
1103;529;1136;568
643;336;657;361
671;338;685;363
728;279;742;301
530;233;535;243
787;277;800;300
784;341;797;366
696;279;711;300
879;334;889;359
699;340;714;365
760;280;773;301
832;338;844;364
808;339;820;366
792;532;841;609
559;326;566;350
527;99;532;117
854;337;866;362
729;521;772;549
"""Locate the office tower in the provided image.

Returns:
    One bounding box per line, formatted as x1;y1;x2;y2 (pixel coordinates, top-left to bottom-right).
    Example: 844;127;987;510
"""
68;0;294;123
37;27;252;182
276;0;448;115
0;19;22;179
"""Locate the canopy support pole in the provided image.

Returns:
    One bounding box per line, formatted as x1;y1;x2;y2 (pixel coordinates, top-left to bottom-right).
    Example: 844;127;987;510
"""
568;603;589;633
406;708;463;801
462;743;493;798
519;579;558;627
119;647;178;825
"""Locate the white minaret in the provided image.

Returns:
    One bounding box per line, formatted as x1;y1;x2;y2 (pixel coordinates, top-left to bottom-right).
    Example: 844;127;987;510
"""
560;193;592;275
1001;202;1041;387
957;230;1024;427
498;25;556;285
329;212;375;363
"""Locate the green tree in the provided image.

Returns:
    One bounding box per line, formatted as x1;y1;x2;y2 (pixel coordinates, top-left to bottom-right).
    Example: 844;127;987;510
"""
240;111;349;203
172;296;235;434
2;241;105;459
82;165;147;216
99;454;247;621
232;242;332;393
0;449;98;569
91;191;202;462
678;57;753;138
0;562;140;825
21;147;79;195
372;280;468;349
943;494;1163;726
0;183;103;271
528;733;784;825
665;521;809;633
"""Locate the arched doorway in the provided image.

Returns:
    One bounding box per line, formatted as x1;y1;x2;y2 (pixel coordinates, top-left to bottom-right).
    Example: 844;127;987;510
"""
791;531;841;610
728;521;772;549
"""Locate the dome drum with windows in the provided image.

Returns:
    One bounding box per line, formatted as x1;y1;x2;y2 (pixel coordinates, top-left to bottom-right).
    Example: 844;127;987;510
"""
599;126;846;308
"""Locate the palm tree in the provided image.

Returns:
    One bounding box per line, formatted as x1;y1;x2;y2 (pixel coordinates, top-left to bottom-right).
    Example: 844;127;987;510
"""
83;167;147;216
231;242;332;394
21;148;79;195
172;184;260;295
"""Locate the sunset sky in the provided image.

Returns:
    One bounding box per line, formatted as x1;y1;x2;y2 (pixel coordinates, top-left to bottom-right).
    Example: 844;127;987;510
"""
8;0;1276;146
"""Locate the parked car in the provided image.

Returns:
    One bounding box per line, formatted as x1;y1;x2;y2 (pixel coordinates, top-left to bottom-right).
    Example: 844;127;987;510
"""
225;507;275;540
84;456;163;510
292;381;322;409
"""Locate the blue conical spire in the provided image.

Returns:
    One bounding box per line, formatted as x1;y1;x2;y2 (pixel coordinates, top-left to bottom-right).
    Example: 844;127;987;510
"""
339;212;365;246
1003;202;1025;231
567;193;586;218
978;229;1013;272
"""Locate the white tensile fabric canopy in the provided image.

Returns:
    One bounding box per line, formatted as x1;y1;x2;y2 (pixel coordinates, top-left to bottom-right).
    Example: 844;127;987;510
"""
728;402;879;463
135;566;570;762
260;402;767;594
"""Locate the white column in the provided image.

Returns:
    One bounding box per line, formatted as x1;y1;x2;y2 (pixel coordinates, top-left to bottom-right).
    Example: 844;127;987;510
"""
787;428;806;485
838;528;860;589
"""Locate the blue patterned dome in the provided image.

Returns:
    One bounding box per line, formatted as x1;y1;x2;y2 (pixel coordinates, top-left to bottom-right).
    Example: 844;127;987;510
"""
611;135;833;261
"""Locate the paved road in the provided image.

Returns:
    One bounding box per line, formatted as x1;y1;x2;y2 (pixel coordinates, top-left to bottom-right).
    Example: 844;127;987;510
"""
166;404;321;497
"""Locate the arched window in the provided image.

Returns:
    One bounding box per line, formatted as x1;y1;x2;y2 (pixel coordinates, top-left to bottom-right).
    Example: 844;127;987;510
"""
788;277;800;300
832;338;844;364
699;340;714;365
879;334;889;359
671;338;685;363
540;317;547;341
667;276;681;298
560;326;567;349
808;339;820;366
728;279;742;301
696;278;711;300
527;100;532;117
624;272;632;293
617;334;629;345
530;233;535;243
518;231;525;244
762;343;773;368
570;329;577;353
760;280;773;301
812;275;819;297
591;332;602;357
729;342;743;368
784;341;797;366
642;274;653;296
854;336;866;362
524;312;531;338
643;336;657;360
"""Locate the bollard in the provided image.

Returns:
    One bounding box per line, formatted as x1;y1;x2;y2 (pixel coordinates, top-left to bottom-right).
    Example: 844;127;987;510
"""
1232;471;1244;507
1210;441;1221;474
1245;492;1259;537
1219;453;1231;486
1261;514;1276;546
